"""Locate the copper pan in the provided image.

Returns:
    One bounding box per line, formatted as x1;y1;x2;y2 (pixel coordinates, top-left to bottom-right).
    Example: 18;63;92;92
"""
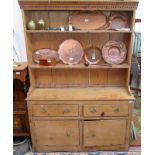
85;47;102;65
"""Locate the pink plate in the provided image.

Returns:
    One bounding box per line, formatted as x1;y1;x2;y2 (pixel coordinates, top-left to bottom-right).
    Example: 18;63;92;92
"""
102;40;127;64
58;39;84;65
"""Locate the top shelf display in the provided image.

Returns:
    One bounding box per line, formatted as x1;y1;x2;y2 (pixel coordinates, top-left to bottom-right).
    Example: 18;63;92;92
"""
25;11;134;32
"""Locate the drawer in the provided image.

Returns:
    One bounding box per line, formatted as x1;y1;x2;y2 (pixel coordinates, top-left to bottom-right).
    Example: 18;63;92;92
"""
83;119;126;147
34;120;79;146
32;104;79;117
83;104;128;117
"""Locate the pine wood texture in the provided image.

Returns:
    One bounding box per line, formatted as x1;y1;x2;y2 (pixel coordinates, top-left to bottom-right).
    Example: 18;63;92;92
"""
27;87;134;101
19;0;138;152
83;119;126;146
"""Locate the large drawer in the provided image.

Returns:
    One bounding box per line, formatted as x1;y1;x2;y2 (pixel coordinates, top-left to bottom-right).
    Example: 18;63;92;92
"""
83;104;128;117
32;104;79;117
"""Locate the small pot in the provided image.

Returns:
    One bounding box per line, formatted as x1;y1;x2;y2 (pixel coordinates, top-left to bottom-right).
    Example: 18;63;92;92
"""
27;20;36;30
38;19;45;30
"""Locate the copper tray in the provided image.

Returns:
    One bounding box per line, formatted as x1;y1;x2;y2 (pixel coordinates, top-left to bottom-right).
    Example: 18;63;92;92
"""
108;12;129;30
102;40;127;64
69;12;107;30
33;49;59;64
85;47;102;65
58;39;84;65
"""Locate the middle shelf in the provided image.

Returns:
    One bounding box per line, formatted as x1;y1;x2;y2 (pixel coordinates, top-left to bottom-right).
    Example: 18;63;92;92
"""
29;63;130;69
26;30;133;34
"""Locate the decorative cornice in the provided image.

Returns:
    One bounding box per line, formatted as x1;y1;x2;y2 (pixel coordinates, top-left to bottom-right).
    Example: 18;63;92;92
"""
18;0;139;10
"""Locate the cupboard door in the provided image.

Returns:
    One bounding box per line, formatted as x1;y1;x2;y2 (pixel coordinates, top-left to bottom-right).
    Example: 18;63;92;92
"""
34;120;79;146
83;119;126;147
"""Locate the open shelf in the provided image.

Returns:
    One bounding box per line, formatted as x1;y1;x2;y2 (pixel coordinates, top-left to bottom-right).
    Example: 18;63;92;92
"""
29;63;130;69
26;30;133;34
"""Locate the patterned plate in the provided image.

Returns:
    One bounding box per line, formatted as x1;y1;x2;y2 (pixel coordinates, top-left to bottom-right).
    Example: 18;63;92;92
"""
33;48;59;64
102;40;127;64
58;39;84;65
109;12;129;30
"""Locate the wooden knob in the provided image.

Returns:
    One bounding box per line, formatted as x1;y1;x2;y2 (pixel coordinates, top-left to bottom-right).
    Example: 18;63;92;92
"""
63;108;70;114
101;112;105;116
66;132;71;137
90;108;96;113
41;106;48;113
91;132;95;138
114;108;120;112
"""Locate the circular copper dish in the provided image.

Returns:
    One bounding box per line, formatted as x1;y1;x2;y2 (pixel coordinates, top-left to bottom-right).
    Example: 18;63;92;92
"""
109;12;129;30
102;40;127;64
33;48;60;64
69;12;107;30
58;39;84;65
85;47;102;65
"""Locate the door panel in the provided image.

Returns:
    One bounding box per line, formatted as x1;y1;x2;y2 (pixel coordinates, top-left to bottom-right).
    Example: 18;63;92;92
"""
83;119;126;147
34;120;79;146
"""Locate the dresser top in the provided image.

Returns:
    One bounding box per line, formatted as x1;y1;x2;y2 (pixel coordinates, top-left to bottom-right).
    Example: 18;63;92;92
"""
18;0;139;10
27;87;134;101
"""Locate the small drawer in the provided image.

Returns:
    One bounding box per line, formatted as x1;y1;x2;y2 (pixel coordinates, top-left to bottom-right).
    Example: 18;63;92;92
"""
32;104;79;117
83;104;128;117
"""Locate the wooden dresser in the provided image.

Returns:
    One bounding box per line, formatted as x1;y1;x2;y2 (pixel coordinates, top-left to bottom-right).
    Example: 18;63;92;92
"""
18;0;139;152
13;62;30;137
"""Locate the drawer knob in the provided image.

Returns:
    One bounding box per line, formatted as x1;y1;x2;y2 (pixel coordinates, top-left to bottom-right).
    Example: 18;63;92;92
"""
91;132;96;138
114;108;120;112
63;108;70;114
66;132;71;137
41;106;48;113
90;108;96;113
101;112;105;116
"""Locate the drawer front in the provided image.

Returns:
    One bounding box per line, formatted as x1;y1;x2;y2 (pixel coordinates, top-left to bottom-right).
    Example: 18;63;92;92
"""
32;104;79;117
83;119;126;147
84;104;128;117
34;120;79;146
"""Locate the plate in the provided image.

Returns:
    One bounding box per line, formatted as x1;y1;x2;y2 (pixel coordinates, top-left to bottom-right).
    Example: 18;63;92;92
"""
85;47;102;64
69;12;107;30
108;12;129;30
33;49;59;64
102;40;127;64
58;39;84;65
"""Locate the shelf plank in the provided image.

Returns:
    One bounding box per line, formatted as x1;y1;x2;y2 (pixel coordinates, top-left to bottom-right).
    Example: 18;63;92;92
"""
29;63;130;69
13;133;30;137
26;30;132;33
27;87;134;101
